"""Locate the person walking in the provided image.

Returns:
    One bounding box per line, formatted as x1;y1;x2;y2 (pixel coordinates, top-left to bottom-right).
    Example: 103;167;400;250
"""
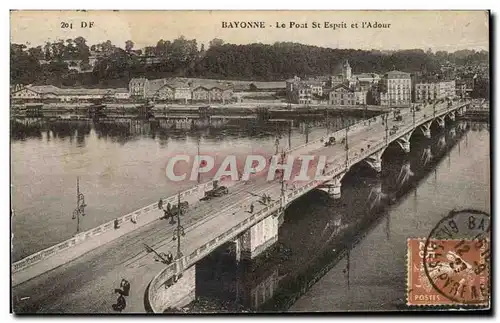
120;279;130;297
249;203;254;213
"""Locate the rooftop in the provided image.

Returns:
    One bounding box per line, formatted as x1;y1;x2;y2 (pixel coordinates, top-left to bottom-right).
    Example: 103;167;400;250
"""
384;70;411;79
24;85;127;96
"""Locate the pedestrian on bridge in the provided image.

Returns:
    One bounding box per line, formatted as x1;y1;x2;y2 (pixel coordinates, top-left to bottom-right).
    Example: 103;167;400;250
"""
112;294;126;312
250;203;254;213
120;278;131;296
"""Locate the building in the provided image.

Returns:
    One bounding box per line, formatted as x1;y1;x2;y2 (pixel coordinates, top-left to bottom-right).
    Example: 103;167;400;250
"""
379;70;412;107
414;80;456;103
129;78;149;98
354;90;367;105
285;76;301;93
192;86;210;101
11;85;59;100
351;73;381;84
113;89;131;100
455;81;468;98
286;77;325;103
307;81;323;97
172;82;192;102
154;84;175;101
341;60;352;80
290;82;312;105
10;85;127;102
10;84;26;94
329;84;356;106
145;79;168;99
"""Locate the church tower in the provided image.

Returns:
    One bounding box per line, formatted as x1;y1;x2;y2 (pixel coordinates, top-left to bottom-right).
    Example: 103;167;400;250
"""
342;60;352;80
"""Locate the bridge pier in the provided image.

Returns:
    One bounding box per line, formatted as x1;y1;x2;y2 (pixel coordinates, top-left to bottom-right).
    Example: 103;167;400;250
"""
232;236;242;263
419;122;432;139
447;111;456;122
241;215;279;260
395;132;411;154
365;149;383;173
448;127;456;138
317;172;346;199
435;116;445;128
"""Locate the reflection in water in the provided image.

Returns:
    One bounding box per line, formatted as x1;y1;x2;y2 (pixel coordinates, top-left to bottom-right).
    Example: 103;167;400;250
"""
190;120;485;312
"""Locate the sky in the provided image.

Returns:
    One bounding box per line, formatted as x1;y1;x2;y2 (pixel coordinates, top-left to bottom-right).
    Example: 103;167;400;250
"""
10;10;489;52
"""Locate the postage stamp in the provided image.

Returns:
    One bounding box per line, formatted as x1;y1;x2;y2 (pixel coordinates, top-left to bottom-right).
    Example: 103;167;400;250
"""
407;209;491;307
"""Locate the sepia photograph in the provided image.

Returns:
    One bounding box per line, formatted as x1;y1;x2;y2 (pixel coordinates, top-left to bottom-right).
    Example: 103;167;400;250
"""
9;10;491;314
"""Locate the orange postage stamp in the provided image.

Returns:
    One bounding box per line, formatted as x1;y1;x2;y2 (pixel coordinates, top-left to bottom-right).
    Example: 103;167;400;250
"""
407;238;490;307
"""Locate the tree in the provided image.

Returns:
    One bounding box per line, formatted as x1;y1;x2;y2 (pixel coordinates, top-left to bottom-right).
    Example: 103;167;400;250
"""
74;36;90;60
125;40;134;52
209;38;224;48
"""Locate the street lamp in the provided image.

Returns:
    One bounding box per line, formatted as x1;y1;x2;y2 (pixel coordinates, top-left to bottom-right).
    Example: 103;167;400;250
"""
326;108;329;136
197;135;201;184
172;192;186;259
385;113;389;145
345;125;349;167
412;107;416;128
72;176;86;234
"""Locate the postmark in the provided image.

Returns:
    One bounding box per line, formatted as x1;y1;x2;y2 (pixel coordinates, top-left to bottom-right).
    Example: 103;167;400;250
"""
407;209;490;307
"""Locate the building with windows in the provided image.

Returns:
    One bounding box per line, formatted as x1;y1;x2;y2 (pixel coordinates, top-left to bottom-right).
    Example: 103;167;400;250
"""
414;80;456;103
379;70;412;107
192;86;210;101
354;90;367;105
329;84;355;106
290;82;312;105
455;81;468;98
129;78;149;98
308;81;323;97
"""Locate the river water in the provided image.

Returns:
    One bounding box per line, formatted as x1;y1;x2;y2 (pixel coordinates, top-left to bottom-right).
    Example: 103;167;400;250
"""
11;114;360;261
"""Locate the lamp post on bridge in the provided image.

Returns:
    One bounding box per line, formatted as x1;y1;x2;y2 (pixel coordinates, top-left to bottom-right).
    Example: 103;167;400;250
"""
197;135;201;184
345;125;349;168
72;176;86;234
412;106;416;128
172;192;186;260
326;108;329;136
384;113;389;146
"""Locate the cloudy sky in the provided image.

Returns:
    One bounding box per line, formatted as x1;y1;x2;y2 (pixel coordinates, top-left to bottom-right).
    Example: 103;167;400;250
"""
10;10;489;52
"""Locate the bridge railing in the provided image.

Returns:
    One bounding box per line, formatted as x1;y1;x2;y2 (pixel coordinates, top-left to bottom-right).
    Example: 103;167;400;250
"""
11;180;218;274
286;114;384;155
147;195;284;312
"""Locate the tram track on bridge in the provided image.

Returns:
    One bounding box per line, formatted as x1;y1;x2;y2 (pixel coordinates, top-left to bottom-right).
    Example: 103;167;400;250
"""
121;179;277;267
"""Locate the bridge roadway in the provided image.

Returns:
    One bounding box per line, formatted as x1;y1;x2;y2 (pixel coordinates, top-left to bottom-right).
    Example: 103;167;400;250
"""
12;101;463;313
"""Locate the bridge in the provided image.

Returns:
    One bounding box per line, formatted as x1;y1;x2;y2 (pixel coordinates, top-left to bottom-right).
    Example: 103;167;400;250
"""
145;100;469;312
11;100;470;313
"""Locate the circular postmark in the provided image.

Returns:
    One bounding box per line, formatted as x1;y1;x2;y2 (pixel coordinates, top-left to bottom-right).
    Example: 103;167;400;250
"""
423;209;491;305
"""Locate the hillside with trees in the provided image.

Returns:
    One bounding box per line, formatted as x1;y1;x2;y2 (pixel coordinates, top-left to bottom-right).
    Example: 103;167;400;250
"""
10;36;489;92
